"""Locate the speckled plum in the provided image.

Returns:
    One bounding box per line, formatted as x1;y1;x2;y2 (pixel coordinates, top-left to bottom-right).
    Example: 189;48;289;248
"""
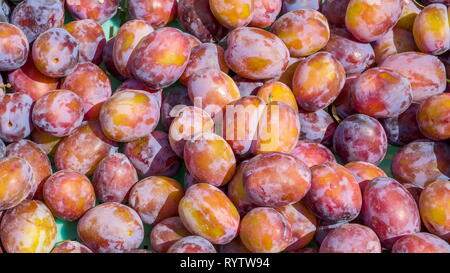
0;157;34;210
0;22;29;71
291;140;336;168
128;0;177;28
297;109;337;146
150;217;191;253
319;223;381;253
65;0;119;24
51;241;93;253
167;236;216;253
392;232;450;253
0;92;33;142
417;93;450;141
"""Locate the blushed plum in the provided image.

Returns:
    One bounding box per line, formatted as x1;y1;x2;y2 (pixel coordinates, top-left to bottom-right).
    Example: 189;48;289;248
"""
128;176;183;225
177;0;227;42
11;0;64;42
373;28;418;64
128;27;190;89
128;0;177;28
419;180;450;242
61;62;112;120
250;0;281;28
0;200;56;253
239;207;292;253
30;129;61;156
112;20;153;78
167;236;216;253
380;52;446;103
292;52;345;112
323;28;375;74
116;79;162;108
6;140;52;199
344;161;386;192
184;132;236;187
380;103;424;146
77;202;144;253
55;119;118;176
160;86;192;131
0;92;33;142
227;161;257;216
256;81;298;113
243;152;311;207
180;43;228;85
352;67;412;118
51;241;93;253
209;0;254;29
362;177;421;248
297;109;337;145
333;114;387;165
43;170;95;221
124;130;181;178
99;89;160;142
345;0;403;42
305;162;362;223
65;0;119;24
92;153;138;203
413;4;450;55
64;19;105;64
417;93;450;141
391;140;450;188
32;90;84;137
178;183;240;244
291;140;336;168
319;224;381;253
392;232;450;253
32;28;79;78
168;106;214;158
0;22;28;71
8;57;59;101
187;69;240;117
0;157;34;210
225;27;289;80
150;217;191;253
276;202;317;251
271;10;330;57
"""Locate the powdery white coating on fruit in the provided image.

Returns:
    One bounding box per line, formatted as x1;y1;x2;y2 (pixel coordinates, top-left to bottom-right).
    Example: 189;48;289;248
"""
99;89;160;142
209;0;254;28
250;0;282;28
32;28;79;78
333;114;387;165
167;235;216;253
0;200;57;253
129;27;190;89
239;207;292;253
391;140;450;188
0;157;34;210
51;241;93;253
61;62;112;115
6;139;52;198
128;0;177;27
362;177;421;248
323;29;375;74
298;109;337;144
184;132;237;187
290;141;336;168
319;223;381;253
77;202;144;253
392;232;450;253
380;52;446;103
43;170;96;221
150;216;191;253
225;27;289;80
54;120;118;176
168;106;215;158
305;162;362;223
112;20;153;78
419;180;450;241
64;19;106;64
178;183;240;245
243;152;311;207
0;92;33;142
292;52;346;112
65;0;120;24
92;153;138;203
32;90;84;137
0;22;29;71
271;9;330;57
128;176;184;225
416;93;450;140
352;67;412;118
11;0;64;42
233;75;264;96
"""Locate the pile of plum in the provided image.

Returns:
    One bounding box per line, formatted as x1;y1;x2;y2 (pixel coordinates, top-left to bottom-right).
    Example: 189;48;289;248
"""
0;0;449;254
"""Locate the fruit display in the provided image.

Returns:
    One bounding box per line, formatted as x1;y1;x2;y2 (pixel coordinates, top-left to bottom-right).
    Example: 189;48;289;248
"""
0;0;449;255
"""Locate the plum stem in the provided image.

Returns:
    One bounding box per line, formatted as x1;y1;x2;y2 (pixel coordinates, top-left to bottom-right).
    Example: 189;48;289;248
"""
412;0;425;8
0;83;11;89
